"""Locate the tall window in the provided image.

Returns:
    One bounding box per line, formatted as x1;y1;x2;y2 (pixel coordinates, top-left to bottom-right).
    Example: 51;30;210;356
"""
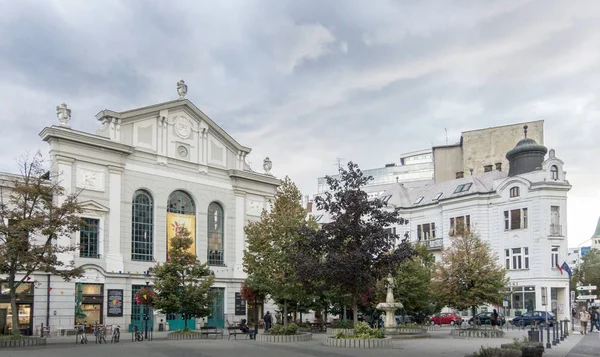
450;215;470;236
509;187;520;198
207;202;224;266
551;246;559;269
80;218;99;258
417;223;436;240
167;191;195;215
551;165;559;180
505;247;530;270
504;208;528;230
132;190;154;261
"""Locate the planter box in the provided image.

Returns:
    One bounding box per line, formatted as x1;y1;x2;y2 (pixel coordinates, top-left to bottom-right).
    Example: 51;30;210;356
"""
0;337;47;349
451;329;505;338
167;332;204;340
324;336;392;349
256;333;312;343
396;328;428;334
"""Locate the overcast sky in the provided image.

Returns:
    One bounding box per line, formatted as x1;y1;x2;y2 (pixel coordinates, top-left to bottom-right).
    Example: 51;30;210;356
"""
1;0;599;248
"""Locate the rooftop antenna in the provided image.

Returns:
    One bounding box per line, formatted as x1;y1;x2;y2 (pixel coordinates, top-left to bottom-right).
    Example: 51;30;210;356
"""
445;128;448;145
334;157;344;170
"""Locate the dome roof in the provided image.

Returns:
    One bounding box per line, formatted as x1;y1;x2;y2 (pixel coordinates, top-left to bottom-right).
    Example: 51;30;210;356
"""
505;125;548;177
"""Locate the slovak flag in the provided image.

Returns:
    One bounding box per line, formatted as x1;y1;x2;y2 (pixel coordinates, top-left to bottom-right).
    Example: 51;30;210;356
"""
561;262;572;277
556;263;563;275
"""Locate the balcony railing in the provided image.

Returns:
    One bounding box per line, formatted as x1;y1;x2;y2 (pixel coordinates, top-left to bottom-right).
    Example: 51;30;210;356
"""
424;237;443;250
549;224;563;237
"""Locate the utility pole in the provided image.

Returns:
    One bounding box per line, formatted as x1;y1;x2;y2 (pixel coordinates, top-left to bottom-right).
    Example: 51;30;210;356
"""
333;157;344;170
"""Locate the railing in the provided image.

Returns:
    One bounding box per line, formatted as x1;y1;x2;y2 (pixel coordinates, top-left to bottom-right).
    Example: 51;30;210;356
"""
549;224;562;237
425;238;443;250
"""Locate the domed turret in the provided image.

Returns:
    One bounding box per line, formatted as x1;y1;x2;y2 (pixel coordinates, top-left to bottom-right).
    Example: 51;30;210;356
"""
506;125;548;177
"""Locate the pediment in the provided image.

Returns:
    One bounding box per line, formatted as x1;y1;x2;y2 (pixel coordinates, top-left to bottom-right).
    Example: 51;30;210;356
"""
80;200;109;212
96;99;250;154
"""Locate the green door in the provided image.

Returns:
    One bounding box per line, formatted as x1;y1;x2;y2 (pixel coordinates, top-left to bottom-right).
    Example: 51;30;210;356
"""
130;285;154;332
166;314;195;331
207;288;225;328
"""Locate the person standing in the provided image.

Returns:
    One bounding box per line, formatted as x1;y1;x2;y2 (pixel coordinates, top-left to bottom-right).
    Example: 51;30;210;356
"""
579;306;590;335
263;311;272;333
589;308;598;333
491;309;499;330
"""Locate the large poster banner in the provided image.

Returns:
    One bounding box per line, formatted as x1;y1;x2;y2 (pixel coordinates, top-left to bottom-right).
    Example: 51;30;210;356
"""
166;212;196;260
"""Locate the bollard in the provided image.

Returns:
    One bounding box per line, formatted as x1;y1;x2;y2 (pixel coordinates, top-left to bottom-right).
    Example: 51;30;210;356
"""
560;321;564;341
564;318;569;337
540;324;544;344
546;323;552;349
552;322;557;346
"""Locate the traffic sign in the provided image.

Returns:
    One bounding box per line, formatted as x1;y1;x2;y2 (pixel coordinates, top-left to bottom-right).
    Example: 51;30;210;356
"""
576;285;597;291
577;295;597;300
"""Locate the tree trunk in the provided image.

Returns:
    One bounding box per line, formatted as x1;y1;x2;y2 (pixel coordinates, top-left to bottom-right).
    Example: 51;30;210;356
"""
343;305;347;321
353;300;358;329
10;290;19;337
283;299;288;326
471;306;477;329
324;305;328;324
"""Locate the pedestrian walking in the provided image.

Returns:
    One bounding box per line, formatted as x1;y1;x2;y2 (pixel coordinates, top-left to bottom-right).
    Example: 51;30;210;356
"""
589;308;598;333
491;309;499;330
579;306;590;335
263;311;272;333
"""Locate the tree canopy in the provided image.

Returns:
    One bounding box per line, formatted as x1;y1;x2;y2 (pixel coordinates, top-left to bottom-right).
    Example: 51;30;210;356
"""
572;248;600;295
152;227;214;330
295;162;415;327
0;153;84;336
432;229;508;319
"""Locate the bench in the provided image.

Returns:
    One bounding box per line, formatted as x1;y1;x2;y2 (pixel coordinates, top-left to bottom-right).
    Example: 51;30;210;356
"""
200;326;224;339
227;326;250;340
57;326;78;336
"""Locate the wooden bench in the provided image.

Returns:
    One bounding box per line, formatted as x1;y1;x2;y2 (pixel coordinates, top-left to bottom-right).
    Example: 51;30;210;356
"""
227;326;250;340
310;323;326;333
200;326;224;339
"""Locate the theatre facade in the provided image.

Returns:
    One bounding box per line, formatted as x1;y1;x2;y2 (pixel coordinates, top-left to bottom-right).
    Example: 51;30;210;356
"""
1;84;279;335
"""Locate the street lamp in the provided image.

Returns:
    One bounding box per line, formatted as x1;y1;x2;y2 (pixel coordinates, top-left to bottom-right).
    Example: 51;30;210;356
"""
144;277;150;340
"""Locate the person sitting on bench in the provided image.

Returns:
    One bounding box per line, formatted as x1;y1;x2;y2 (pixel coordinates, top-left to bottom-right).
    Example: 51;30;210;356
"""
240;319;250;334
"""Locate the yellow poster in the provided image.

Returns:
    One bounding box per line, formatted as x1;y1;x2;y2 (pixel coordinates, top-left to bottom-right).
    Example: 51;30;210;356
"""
166;212;196;260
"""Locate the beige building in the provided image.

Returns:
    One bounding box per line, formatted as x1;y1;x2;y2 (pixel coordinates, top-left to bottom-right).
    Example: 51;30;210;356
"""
433;120;544;183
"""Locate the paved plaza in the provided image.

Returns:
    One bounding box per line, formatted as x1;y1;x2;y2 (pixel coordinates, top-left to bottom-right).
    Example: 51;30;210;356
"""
1;327;591;357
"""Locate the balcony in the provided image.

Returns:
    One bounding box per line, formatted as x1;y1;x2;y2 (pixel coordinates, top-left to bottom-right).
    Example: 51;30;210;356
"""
549;224;563;237
424;237;443;251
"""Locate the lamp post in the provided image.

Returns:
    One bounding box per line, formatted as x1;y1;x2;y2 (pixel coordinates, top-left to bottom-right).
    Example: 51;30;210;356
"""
144;278;150;340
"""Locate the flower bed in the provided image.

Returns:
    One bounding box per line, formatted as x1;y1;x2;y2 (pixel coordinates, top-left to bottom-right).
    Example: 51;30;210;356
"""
0;337;47;349
256;332;312;343
325;336;392;349
332;328;354;336
451;328;505;338
167;331;204;340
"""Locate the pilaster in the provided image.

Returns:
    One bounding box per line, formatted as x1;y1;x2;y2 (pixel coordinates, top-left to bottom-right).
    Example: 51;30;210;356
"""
106;165;124;272
234;189;246;279
55;155;75;267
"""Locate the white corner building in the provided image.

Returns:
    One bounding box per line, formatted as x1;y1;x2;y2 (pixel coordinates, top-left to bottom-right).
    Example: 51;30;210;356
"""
310;126;571;321
0;82;279;335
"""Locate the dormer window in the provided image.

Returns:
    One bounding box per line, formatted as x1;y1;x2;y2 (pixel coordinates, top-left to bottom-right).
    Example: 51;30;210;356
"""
414;196;424;205
509;187;520;198
454;183;472;194
551;165;559;180
432;192;443;201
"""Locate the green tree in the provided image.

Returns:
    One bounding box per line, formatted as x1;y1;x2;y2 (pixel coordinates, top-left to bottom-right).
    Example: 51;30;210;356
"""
295;162;415;328
243;177;316;326
432;229;508;323
152;227;214;331
572;248;600;294
377;242;441;323
0;153;84;337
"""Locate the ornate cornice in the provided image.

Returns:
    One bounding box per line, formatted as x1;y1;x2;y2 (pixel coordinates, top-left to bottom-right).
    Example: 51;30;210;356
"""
39;126;134;155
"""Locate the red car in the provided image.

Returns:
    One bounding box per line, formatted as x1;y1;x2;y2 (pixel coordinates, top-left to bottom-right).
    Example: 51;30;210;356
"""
430;312;463;325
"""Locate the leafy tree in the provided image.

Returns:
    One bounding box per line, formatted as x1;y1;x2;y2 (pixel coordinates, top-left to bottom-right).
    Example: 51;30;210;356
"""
0;153;84;336
243;177;317;326
152;227;214;331
377;242;441;323
572;248;600;295
295;162;415;328
432;229;508;323
240;278;267;327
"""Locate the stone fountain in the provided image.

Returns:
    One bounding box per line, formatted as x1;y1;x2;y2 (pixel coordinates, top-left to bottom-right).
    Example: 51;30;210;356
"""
376;274;403;331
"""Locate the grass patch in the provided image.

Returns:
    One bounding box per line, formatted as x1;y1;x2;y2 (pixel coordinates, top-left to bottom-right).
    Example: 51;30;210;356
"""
0;335;26;340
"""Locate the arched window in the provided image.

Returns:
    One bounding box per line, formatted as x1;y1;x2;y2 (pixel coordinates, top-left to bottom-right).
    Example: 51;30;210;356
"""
132;190;154;261
550;165;559;180
207;202;224;266
167;190;195;214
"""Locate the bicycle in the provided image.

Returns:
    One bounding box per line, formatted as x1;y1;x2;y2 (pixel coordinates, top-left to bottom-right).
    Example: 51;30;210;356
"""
111;325;121;343
134;326;144;341
94;324;107;344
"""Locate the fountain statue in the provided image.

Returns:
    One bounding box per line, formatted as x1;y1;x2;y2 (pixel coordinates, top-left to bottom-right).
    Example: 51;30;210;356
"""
376;274;403;330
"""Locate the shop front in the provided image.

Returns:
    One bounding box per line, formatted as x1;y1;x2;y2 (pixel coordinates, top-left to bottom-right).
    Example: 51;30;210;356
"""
0;282;34;335
74;283;104;332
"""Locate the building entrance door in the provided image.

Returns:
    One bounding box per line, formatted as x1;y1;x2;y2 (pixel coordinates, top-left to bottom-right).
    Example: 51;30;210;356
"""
207;288;225;328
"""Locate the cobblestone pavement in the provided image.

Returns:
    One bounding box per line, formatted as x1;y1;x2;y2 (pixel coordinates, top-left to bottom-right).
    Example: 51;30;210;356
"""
0;327;585;357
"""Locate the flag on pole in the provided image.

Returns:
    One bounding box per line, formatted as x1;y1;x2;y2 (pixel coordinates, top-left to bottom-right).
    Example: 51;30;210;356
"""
556;263;563;275
561;262;572;277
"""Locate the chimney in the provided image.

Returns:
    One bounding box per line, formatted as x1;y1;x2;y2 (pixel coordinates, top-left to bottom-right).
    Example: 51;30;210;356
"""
307;200;313;212
484;165;492;172
456;171;464;179
495;162;502;171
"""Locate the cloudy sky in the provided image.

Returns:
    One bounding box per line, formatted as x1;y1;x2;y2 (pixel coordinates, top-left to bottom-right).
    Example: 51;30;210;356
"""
1;0;599;247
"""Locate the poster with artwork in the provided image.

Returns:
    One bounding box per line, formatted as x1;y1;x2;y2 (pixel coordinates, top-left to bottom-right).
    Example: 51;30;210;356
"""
166;212;196;260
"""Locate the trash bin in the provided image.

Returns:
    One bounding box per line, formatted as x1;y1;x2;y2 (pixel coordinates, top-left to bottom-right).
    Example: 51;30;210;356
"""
159;323;164;332
528;329;540;342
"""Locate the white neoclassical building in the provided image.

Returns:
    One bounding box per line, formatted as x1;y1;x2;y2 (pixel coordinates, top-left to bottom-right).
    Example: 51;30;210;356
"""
0;82;279;335
310;126;572;321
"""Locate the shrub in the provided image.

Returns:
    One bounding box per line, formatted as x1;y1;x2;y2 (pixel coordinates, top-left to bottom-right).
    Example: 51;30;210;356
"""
331;320;354;329
472;347;521;357
269;323;299;335
335;321;384;339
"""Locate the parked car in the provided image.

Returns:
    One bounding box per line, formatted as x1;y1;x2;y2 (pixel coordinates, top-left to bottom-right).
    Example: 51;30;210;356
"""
395;315;414;325
468;312;506;326
511;311;555;327
430;312;463;325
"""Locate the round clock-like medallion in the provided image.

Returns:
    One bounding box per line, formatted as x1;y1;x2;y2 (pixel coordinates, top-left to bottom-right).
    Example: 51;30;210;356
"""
174;116;192;139
177;145;188;157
